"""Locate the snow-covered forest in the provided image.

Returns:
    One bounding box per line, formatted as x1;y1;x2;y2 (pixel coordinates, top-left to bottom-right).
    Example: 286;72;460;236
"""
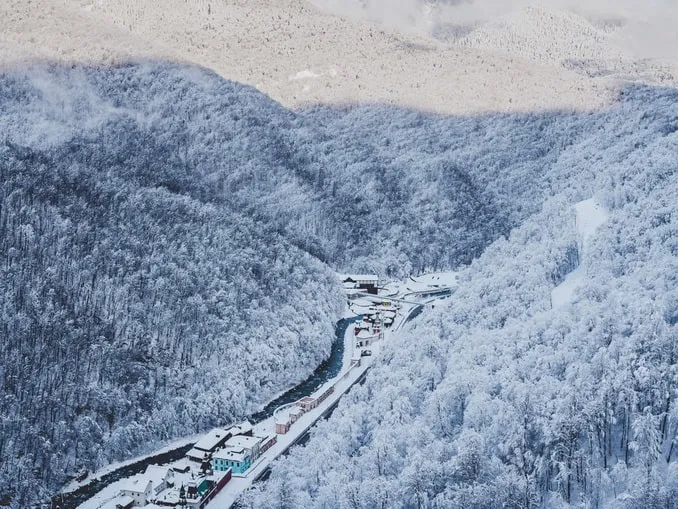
244;86;678;508
0;63;350;505
0;61;542;506
1;59;678;508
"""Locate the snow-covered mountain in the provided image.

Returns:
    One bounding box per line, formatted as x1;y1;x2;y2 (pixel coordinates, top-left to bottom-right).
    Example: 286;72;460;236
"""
1;0;678;508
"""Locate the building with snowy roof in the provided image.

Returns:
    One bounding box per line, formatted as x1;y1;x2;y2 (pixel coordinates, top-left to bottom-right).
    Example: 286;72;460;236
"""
341;274;379;294
186;427;232;462
119;476;152;506
298;396;317;412
100;495;135;509
228;420;253;437
275;415;291;434
356;328;377;348
212;447;251;474
143;465;173;496
227;435;262;458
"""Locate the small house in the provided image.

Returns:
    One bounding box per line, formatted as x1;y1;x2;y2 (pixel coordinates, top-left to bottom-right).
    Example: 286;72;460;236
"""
356;329;375;348
315;386;334;404
228;420;254;437
289;406;304;423
259;435;277;454
275;417;291;434
119;477;152;506
100;496;135;509
225;435;262;461
187;428;232;462
342;275;379;295
143;465;173;496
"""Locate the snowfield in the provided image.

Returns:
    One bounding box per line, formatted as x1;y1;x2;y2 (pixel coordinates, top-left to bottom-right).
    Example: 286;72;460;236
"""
0;0;622;115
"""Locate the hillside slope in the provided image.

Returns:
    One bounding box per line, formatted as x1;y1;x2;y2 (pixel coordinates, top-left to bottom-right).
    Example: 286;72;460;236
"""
0;0;608;115
0;62;347;506
245;84;678;508
0;60;578;507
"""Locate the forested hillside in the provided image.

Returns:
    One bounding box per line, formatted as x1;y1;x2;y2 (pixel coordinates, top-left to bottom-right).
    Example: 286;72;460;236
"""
244;85;678;508
0;63;348;506
0;61;547;506
3;61;677;508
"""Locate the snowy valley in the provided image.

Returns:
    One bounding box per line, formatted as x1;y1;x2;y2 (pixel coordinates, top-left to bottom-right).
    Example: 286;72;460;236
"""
1;1;678;509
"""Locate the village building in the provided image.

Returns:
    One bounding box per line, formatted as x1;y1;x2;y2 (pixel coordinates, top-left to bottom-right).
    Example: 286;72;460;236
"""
314;385;335;405
226;435;262;461
143;465;173;497
101;495;135;509
211;434;262;475
259;435;277;454
184;479;210;506
298;396;318;412
119;477;152;506
356;328;376;348
212;447;251;474
341;274;379;295
186;427;232;462
229;420;254;437
354;320;370;335
289;406;304;424
275;415;291;434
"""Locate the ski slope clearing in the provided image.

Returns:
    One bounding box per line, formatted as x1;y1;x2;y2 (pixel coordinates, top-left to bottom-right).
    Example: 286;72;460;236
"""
551;198;609;308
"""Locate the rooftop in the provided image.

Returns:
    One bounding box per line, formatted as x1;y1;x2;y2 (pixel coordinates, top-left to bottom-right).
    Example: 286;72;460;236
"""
225;435;261;449
194;427;231;452
341;274;379;282
121;476;151;494
275;415;291;425
186;447;209;460
144;465;170;488
356;329;375;339
101;495;135;509
213;447;249;463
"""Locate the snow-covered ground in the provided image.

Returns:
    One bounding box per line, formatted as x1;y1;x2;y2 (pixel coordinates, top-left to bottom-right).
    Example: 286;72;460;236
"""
383;271;458;297
551;198;609;308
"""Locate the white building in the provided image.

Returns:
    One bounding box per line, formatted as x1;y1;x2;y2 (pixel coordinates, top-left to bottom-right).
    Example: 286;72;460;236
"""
186;427;232;462
224;435;262;460
120;477;152;507
143;465;173;496
356;329;376;348
341;274;380;295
